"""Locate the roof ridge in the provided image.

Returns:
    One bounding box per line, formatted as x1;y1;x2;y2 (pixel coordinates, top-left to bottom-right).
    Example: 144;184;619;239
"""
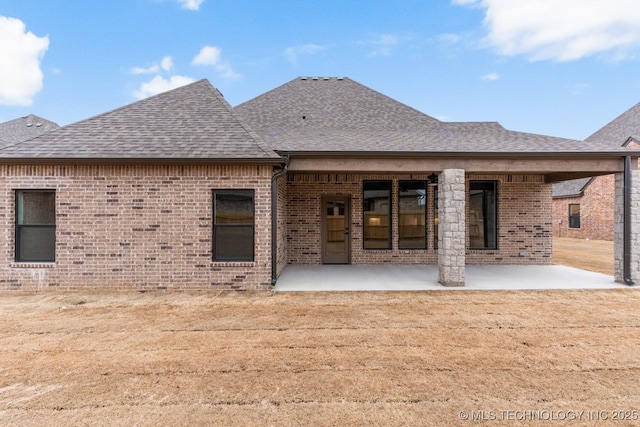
33;79;210;139
341;77;441;125
203;81;280;159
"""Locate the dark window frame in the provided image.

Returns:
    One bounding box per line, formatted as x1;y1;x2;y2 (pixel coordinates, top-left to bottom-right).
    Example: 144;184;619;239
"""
362;180;392;250
468;180;498;250
15;189;56;262
398;180;427;250
568;203;581;229
212;189;255;262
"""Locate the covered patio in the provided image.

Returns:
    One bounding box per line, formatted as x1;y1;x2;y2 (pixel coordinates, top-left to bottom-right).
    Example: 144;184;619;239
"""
274;264;629;291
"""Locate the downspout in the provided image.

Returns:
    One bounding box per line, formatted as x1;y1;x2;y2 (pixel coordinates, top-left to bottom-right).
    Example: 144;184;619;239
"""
623;155;635;285
271;157;289;286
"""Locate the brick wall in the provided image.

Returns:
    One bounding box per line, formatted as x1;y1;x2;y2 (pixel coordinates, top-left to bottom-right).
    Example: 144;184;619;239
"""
286;172;552;266
552;175;615;241
0;164;273;291
468;174;552;265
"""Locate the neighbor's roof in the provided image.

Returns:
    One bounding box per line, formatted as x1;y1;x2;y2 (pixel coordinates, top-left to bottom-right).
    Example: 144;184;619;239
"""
553;100;640;198
0;80;280;162
586;101;640;146
0;114;59;147
236;77;631;155
552;177;592;198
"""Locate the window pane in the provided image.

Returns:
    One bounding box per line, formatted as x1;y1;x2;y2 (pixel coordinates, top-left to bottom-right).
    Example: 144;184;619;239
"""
215;190;254;225
399;180;426;249
363;181;391;249
17;191;55;225
569;204;581;228
469;181;497;249
214;226;253;261
213;190;255;261
18;226;55;261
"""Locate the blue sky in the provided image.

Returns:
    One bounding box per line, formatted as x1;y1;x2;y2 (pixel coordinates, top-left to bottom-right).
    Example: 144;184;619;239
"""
2;0;640;140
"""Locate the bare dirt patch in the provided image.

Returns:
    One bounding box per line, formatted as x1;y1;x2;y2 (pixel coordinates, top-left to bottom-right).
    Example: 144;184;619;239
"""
1;289;640;426
554;237;614;275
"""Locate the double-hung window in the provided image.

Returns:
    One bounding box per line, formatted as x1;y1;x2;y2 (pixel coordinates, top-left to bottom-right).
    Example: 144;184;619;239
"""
15;190;56;262
213;190;255;261
568;204;581;229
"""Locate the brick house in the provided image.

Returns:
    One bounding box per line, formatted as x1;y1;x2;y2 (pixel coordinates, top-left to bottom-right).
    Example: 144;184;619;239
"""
553;102;640;241
0;77;638;290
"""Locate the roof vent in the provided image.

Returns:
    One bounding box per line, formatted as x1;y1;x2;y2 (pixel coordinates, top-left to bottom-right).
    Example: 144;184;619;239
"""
312;77;318;80
337;77;344;80
323;77;329;80
26;123;33;127
36;123;42;127
301;77;307;80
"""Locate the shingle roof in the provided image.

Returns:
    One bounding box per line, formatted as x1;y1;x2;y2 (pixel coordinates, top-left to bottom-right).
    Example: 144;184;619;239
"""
553;100;640;198
552;177;592;198
0;114;59;147
0;79;280;162
236;77;624;154
586;101;640;146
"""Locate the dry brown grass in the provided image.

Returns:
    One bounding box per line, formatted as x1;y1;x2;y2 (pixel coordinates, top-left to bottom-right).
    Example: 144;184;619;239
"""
1;289;640;426
553;237;614;275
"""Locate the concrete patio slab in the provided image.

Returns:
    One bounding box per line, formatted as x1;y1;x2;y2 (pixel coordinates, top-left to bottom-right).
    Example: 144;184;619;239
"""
274;265;633;291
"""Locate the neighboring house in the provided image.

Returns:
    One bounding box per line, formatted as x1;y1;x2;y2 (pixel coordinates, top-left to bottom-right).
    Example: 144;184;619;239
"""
0;77;638;291
553;102;640;241
0;114;59;147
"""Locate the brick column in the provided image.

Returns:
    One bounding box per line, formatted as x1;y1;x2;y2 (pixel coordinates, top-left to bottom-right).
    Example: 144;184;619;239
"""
438;169;465;286
614;168;640;284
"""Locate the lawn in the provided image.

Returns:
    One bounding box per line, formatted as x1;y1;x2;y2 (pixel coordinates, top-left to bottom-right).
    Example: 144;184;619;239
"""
1;288;639;426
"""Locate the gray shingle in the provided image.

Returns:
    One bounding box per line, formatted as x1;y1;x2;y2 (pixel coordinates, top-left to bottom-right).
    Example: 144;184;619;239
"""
553;100;640;198
236;77;622;154
0;114;59;147
552;178;592;198
587;101;640;146
0;80;280;161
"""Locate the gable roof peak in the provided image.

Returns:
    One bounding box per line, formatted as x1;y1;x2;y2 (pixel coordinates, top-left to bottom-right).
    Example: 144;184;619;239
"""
0;78;281;161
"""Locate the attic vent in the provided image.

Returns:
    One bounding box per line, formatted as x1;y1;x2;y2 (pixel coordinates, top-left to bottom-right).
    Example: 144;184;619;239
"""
301;77;307;80
26;123;33;127
312;77;318;80
323;77;329;80
337;77;344;80
36;123;42;127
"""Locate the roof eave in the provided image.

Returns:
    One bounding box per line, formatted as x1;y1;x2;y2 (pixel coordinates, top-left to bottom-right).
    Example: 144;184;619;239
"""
0;157;285;166
275;150;640;158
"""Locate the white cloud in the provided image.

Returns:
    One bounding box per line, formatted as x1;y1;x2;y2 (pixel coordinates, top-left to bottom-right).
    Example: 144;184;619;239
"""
133;75;195;99
176;0;204;11
192;45;221;66
160;56;173;72
130;56;174;75
131;64;160;75
283;44;325;63
192;45;240;80
481;72;499;81
454;0;640;61
366;34;400;57
0;16;49;106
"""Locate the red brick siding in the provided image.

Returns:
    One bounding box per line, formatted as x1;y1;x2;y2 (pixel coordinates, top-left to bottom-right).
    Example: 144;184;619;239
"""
0;164;273;291
467;174;552;265
552;174;615;241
